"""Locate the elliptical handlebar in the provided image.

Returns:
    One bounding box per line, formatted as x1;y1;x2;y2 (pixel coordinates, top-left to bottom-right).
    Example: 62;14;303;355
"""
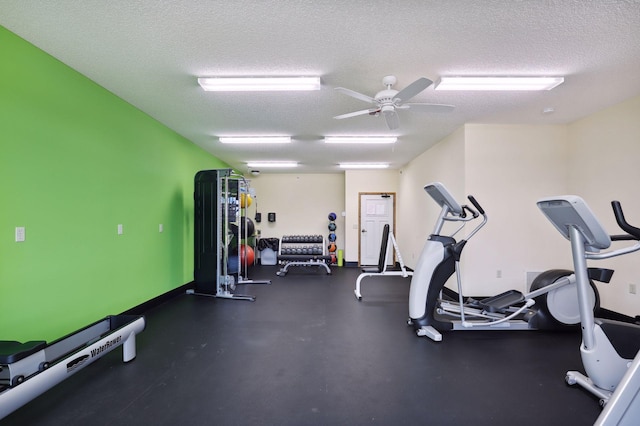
467;195;485;216
584;201;640;260
461;195;487;241
462;204;479;219
612;201;640;240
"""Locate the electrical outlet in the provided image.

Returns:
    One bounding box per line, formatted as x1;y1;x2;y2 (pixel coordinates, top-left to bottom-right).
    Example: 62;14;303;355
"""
496;269;502;278
117;224;123;235
159;224;163;233
630;283;637;294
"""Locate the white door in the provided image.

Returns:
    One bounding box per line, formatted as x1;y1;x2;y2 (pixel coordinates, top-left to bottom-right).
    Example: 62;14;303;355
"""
359;193;395;266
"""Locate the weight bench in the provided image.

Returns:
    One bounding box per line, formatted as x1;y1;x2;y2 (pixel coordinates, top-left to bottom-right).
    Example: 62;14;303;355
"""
354;224;413;300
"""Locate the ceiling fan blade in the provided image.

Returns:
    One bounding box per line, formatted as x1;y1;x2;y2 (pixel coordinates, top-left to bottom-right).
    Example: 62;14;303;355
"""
334;87;376;104
383;110;399;130
334;108;377;120
393;77;433;104
402;103;455;113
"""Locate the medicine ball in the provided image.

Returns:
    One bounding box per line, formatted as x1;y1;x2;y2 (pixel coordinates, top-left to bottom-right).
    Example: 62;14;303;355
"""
328;212;337;221
328;222;336;231
240;217;255;237
240;193;253;208
328;233;336;242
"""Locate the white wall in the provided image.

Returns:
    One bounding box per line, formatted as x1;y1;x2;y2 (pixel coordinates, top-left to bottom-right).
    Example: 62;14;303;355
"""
344;169;399;263
398;124;569;296
462;124;570;295
397;126;466;267
246;173;345;249
566;95;640;315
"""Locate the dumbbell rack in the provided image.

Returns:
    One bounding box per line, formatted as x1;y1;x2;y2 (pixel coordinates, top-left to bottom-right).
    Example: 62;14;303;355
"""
276;235;332;276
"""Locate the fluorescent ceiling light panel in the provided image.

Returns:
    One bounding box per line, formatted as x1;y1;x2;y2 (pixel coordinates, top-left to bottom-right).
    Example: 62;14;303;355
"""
339;163;389;169
434;76;564;91
324;137;397;144
198;77;321;91
246;161;298;168
219;137;291;144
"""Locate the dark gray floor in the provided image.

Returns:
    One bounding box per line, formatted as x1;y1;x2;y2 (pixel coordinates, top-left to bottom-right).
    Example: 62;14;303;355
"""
2;265;603;425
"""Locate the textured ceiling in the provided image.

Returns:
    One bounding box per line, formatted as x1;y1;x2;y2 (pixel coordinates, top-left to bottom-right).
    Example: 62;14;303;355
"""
1;0;640;173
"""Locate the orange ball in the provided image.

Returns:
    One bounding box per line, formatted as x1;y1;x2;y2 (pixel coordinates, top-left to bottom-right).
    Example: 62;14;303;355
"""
240;245;255;266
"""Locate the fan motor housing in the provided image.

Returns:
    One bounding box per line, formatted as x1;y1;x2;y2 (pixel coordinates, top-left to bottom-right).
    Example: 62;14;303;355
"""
375;89;398;103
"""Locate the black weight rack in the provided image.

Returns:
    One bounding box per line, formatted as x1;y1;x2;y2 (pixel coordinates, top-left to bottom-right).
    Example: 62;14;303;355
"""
276;235;332;276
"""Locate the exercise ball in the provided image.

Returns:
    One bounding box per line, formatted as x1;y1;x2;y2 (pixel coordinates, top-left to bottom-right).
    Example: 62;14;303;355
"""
328;222;337;231
240;245;255;266
328;212;337;221
240;193;253;208
328;233;336;242
240;217;255;237
328;243;337;252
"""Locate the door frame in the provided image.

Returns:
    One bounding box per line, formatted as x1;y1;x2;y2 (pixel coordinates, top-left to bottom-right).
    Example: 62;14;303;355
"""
358;192;397;266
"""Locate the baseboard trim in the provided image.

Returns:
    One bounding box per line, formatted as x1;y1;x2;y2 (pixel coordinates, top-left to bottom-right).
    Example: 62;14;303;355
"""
121;281;194;315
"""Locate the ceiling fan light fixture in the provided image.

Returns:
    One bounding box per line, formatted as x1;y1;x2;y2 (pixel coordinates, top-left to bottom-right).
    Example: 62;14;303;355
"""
324;137;397;144
219;136;291;144
339;163;390;169
334;76;453;130
198;76;321;91
246;161;298;168
434;76;564;91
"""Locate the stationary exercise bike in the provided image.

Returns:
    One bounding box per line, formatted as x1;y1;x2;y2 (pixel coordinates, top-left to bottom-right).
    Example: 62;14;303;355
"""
538;195;640;423
408;182;597;342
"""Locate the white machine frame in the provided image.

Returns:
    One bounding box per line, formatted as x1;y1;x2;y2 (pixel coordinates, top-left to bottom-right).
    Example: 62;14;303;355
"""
0;315;145;419
538;195;640;420
596;350;640;425
354;224;412;300
409;182;593;342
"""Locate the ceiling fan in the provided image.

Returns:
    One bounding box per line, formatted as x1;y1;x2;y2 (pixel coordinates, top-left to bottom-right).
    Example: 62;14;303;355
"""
334;75;455;130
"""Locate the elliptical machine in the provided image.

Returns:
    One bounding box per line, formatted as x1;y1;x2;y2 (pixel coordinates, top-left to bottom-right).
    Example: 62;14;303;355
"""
537;195;640;421
408;182;597;342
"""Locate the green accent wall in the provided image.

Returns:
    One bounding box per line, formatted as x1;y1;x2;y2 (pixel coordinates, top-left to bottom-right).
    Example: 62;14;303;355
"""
0;26;228;342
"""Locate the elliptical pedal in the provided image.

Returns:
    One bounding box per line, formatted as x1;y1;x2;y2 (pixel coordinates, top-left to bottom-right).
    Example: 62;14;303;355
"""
479;290;525;313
